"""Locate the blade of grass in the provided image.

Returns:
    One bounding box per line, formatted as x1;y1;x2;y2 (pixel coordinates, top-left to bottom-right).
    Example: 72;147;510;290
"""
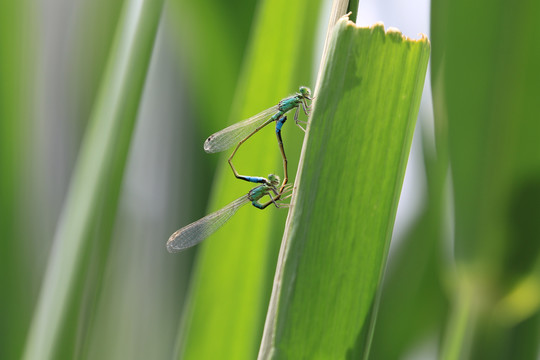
259;17;430;359
22;0;164;358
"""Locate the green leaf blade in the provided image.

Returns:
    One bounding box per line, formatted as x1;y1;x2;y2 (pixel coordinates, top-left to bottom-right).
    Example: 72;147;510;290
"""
261;19;430;359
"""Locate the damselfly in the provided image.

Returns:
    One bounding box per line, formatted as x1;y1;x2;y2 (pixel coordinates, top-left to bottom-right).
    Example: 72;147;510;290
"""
167;174;291;252
203;87;312;192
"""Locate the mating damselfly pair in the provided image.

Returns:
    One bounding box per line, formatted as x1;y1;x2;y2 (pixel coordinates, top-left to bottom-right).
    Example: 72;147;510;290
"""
167;86;313;253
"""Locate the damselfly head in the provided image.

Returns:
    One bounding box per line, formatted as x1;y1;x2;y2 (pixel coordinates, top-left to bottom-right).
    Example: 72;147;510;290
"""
267;174;280;187
299;86;311;99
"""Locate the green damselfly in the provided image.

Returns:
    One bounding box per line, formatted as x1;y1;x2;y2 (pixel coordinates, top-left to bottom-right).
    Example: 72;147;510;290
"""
203;86;312;192
167;174;290;252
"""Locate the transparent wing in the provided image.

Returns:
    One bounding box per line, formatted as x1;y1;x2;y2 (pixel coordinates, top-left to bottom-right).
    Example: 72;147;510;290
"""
167;194;250;253
203;105;279;153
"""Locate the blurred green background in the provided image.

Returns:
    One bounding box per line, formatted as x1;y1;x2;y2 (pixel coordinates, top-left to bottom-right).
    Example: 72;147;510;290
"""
1;0;539;359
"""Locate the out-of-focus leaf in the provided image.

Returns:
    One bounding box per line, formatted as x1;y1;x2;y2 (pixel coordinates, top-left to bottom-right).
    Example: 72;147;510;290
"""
0;1;35;358
432;0;540;357
175;0;323;359
22;0;165;358
167;0;257;135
